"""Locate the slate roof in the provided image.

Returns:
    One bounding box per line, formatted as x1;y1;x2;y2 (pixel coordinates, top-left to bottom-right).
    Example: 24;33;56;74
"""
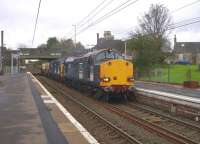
95;39;124;53
174;42;200;53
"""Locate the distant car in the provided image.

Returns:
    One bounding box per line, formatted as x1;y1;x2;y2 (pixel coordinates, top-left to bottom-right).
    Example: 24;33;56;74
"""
176;60;191;65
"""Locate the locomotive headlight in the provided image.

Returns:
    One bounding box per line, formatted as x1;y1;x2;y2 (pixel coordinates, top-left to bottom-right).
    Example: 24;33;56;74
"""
127;77;134;82
102;77;110;82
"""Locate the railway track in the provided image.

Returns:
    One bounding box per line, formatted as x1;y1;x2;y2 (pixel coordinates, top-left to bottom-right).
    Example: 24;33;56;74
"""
127;103;200;132
38;76;143;144
37;76;200;144
128;103;200;142
101;103;200;144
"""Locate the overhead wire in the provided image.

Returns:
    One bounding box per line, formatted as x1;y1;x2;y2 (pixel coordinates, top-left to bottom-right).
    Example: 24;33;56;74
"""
66;0;114;38
168;19;200;30
115;1;200;38
76;0;109;27
32;0;42;46
170;16;200;27
77;0;115;28
67;0;200;41
171;0;200;13
91;0;139;26
76;0;200;36
76;0;140;35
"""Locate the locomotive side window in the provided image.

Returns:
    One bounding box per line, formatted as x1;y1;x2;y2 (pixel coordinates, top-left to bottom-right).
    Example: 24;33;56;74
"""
79;63;84;71
78;63;84;79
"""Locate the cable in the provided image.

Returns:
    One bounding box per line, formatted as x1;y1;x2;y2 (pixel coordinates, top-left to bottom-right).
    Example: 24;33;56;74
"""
93;0;138;26
69;0;114;36
171;0;200;13
77;0;140;35
168;19;200;30
78;0;115;28
77;0;199;35
66;0;113;38
115;16;200;40
32;0;42;46
76;0;108;27
170;16;200;27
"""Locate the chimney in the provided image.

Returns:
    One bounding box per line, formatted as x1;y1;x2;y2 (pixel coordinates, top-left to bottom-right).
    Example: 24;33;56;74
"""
0;31;3;73
174;35;177;49
96;33;99;45
1;31;3;48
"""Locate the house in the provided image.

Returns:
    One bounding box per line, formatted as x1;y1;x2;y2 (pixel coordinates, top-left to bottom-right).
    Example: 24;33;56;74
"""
95;31;124;53
173;35;200;64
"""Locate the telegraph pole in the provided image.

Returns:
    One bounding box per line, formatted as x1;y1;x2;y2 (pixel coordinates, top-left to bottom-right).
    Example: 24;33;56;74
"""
73;25;77;48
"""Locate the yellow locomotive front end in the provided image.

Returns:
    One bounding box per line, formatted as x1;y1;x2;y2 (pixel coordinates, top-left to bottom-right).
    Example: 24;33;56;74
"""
100;59;134;93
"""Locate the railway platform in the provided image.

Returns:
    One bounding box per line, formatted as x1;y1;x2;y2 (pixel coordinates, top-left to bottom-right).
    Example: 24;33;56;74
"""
0;73;98;144
135;81;200;98
135;81;200;120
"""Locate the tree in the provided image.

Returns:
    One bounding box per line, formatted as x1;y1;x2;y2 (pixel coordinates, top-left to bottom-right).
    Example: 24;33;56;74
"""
128;35;165;70
76;42;85;49
138;4;172;39
60;39;74;49
128;4;173;74
37;37;86;57
47;37;60;48
37;43;47;49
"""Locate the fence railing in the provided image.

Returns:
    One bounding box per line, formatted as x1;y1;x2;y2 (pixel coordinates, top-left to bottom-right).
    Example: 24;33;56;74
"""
136;64;200;84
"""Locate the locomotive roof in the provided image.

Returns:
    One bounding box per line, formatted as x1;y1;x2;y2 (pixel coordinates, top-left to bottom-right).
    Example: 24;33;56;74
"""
50;56;67;64
50;48;119;64
65;56;76;62
80;48;118;58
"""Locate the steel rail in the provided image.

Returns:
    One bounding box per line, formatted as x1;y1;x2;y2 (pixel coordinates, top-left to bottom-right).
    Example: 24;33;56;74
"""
102;104;198;144
127;103;200;131
38;76;143;144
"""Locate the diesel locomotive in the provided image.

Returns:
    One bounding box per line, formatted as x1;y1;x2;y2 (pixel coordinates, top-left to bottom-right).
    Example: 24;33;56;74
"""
41;49;134;101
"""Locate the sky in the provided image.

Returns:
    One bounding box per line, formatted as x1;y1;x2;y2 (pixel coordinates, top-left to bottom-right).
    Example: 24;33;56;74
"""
0;0;200;49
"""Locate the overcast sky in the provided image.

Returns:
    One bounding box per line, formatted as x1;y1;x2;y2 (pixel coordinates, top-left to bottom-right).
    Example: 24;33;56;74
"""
0;0;200;49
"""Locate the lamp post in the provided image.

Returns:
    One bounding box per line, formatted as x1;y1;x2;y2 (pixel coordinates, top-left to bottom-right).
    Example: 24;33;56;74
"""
11;53;20;74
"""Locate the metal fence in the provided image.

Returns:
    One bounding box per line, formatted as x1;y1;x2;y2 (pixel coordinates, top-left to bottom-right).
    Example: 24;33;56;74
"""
136;64;200;84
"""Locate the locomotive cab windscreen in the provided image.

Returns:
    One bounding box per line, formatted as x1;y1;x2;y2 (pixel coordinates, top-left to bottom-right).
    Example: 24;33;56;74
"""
95;50;123;64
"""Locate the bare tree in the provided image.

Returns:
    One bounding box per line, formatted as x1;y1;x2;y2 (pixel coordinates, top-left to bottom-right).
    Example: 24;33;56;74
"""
128;4;173;75
138;4;173;39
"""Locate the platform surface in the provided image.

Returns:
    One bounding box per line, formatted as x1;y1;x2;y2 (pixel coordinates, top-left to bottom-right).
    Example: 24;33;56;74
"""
135;81;200;98
29;74;96;144
0;74;47;144
0;74;67;144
